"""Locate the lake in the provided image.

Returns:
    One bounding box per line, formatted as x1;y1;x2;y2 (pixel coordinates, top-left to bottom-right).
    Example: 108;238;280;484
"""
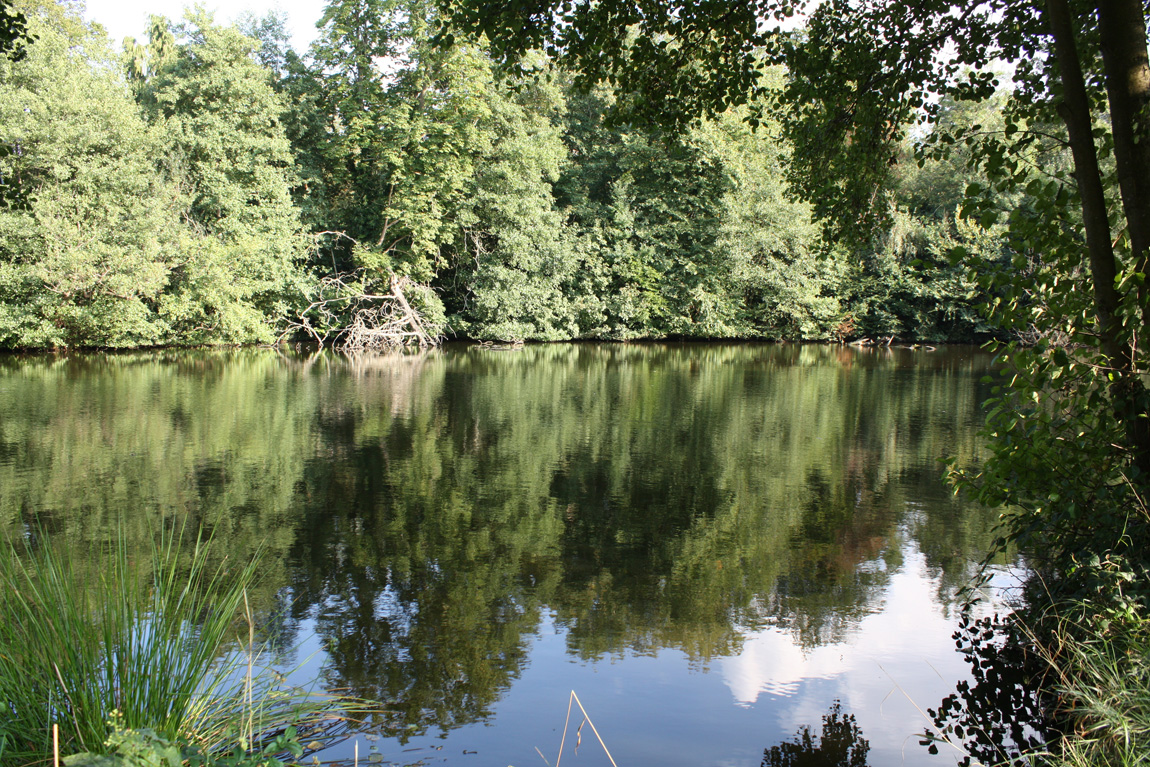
0;343;1013;767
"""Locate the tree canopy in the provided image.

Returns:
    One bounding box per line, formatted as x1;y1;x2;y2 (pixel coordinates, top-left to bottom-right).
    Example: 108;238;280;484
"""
0;0;1007;350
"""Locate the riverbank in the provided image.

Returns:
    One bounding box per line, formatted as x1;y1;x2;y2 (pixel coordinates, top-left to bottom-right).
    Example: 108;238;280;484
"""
0;532;365;767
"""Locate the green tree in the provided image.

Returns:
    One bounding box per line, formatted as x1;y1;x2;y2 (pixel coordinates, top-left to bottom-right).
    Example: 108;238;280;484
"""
555;86;768;339
139;11;306;344
302;0;579;340
309;0;490;277
553;78;844;341
841;95;1015;343
443;58;581;341
0;1;175;348
694;101;843;339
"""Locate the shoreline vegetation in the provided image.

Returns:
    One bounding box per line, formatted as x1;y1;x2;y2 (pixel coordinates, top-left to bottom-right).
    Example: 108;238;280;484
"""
0;0;996;353
3;0;1149;764
0;531;369;767
0;335;953;356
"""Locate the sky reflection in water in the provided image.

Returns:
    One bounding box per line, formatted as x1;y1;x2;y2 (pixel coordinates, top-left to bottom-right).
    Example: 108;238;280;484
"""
302;539;1015;767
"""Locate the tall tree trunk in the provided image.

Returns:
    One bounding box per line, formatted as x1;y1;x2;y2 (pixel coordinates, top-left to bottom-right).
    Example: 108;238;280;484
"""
1097;0;1150;348
1046;0;1150;478
1044;0;1123;361
1097;0;1150;479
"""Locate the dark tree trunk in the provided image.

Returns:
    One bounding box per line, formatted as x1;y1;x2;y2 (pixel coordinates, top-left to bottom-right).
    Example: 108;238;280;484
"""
1043;0;1123;360
1046;0;1150;478
1096;0;1150;480
1097;0;1150;346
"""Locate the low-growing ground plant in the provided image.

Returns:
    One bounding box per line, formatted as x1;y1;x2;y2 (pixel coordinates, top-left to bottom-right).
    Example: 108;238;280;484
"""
63;712;305;767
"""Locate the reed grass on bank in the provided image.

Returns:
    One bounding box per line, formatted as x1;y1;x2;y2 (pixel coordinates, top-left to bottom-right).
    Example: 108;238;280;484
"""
1038;622;1150;767
0;532;361;766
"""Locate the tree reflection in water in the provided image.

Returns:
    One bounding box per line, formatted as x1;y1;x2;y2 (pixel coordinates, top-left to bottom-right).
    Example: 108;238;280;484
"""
0;344;1007;756
763;701;869;767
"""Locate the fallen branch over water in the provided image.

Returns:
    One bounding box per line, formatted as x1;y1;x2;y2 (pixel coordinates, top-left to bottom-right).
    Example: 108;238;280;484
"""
281;269;440;352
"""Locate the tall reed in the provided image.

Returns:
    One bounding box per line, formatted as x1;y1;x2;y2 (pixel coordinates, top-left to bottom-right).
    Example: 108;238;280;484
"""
1039;622;1150;767
0;531;345;765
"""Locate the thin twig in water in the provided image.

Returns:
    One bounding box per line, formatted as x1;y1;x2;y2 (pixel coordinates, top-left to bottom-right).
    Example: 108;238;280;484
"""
553;691;618;767
877;662;1003;763
554;691;575;767
244;588;254;745
570;692;617;767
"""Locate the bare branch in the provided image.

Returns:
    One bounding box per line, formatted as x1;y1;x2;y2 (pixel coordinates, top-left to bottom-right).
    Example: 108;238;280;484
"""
279;269;441;353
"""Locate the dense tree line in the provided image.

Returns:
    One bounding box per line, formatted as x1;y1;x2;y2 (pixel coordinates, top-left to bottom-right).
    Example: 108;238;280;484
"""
0;0;1008;349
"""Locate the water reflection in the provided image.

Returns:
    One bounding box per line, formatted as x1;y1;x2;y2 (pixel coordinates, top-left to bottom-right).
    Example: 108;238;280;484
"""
762;701;869;767
723;536;977;705
0;343;1007;765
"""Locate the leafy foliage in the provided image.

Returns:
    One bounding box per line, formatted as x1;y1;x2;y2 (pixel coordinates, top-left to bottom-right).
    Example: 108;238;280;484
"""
0;2;307;348
0;3;175;347
64;717;305;767
0;0;30;64
440;0;1150;763
0;0;32;206
138;11;306;344
0;0;1017;348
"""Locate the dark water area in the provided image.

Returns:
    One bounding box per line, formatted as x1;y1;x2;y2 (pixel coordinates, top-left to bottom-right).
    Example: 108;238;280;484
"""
0;343;1015;766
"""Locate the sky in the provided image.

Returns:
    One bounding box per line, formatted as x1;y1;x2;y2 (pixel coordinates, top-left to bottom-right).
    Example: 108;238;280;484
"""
82;0;328;52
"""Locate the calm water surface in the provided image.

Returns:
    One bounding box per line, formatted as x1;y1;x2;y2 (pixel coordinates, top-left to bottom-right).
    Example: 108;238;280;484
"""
0;343;1013;767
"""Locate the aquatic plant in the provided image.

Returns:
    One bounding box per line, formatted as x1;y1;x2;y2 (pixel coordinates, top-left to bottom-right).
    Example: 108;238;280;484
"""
0;531;358;766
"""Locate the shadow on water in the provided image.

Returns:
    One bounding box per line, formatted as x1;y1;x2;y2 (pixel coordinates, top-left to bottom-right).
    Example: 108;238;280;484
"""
922;607;1050;767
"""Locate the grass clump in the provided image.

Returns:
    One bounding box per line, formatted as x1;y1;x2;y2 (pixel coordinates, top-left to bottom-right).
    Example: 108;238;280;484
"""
922;601;1150;767
0;531;359;766
1039;622;1150;767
